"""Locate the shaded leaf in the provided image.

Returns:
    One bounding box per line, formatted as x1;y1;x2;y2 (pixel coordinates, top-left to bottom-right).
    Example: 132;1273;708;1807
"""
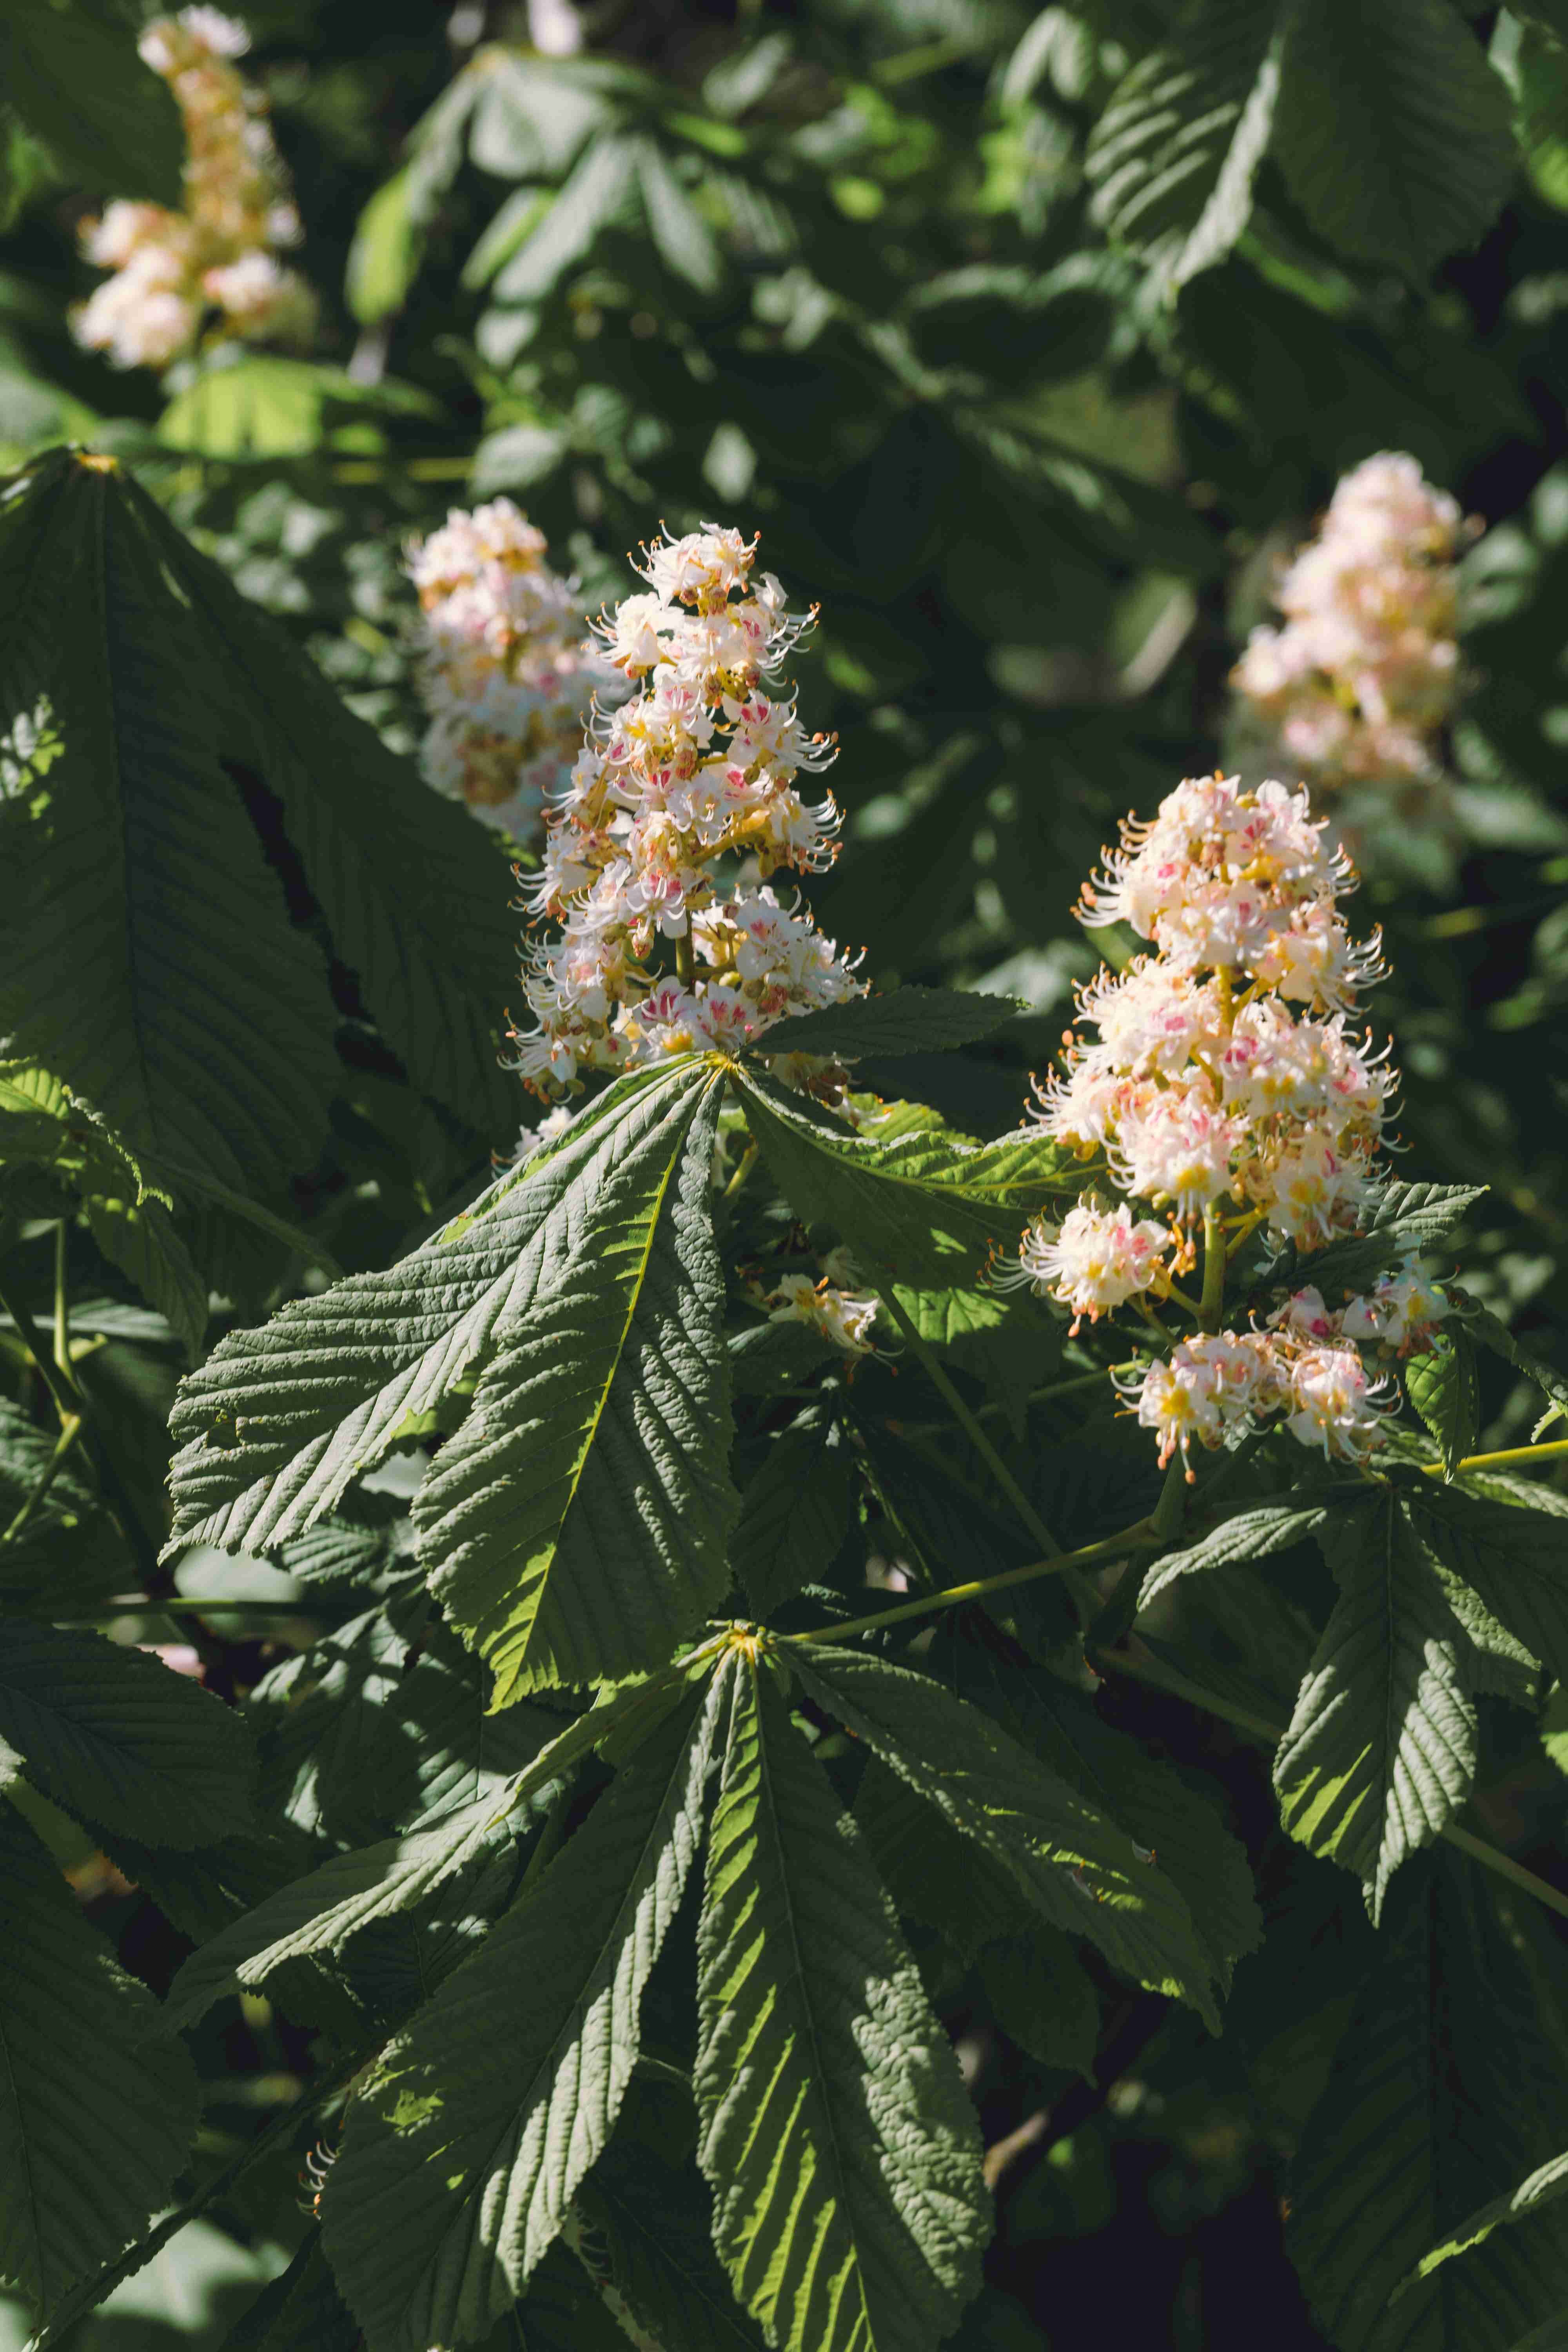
753;988;1019;1062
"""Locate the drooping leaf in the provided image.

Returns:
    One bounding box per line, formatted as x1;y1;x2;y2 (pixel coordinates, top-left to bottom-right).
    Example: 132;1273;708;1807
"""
1272;0;1516;276
1273;1495;1476;1918
977;1933;1099;2082
633;134;722;292
0;452;341;1192
1140;1500;1333;1606
1290;1858;1568;2351
751;988;1019;1062
490;133;639;302
793;1644;1226;2026
734;1065;1086;1289
1405;1329;1481;1479
125;468;520;1136
695;1655;988;2352
1447;1291;1568;1429
163;1795;514;2031
1407;1484;1568;1684
0;1804;200;2316
413;1062;738;1700
1255;1181;1486;1304
320;1673;726;2352
82;1193;209;1364
731;1405;855;1616
583;2141;769;2352
0;1621;255;1849
1086;0;1292;289
170;1667;688;2029
165;1077;719;1646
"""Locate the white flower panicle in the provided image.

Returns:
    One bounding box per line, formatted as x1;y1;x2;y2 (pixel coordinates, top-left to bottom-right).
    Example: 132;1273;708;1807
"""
1015;772;1448;1470
1231;452;1470;800
508;524;864;1096
73;7;314;370
405;500;617;843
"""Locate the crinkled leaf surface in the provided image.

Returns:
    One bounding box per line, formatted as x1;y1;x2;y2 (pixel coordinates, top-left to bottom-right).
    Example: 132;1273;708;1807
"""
1274;1495;1477;1918
695;1656;988;2352
793;1644;1226;2027
320;1673;725;2352
0;1621;255;1849
1406;1484;1568;1684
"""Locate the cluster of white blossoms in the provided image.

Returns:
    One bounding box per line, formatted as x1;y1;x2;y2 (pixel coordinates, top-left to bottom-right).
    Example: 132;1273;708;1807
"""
1231;453;1469;798
73;8;314;371
759;1249;880;1359
1014;773;1450;1468
406;501;618;842
509;523;864;1096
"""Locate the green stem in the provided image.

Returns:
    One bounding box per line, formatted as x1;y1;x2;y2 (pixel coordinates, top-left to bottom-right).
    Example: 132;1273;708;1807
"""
722;1138;758;1202
876;1285;1063;1556
787;1518;1160;1648
30;2052;366;2350
1094;1643;1568;1927
52;1220;69;1378
1425;1439;1568;1477
675;919;695;990
0;1274;83;1425
1;1413;82;1545
1149;1456;1189;1543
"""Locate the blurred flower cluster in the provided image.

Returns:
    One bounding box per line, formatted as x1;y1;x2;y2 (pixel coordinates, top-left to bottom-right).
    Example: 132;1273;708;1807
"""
1014;773;1446;1469
510;523;864;1096
73;7;314;370
1231;453;1469;805
406;499;617;842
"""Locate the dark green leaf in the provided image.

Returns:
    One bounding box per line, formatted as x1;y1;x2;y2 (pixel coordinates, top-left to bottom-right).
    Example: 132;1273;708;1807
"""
1141;1501;1332;1606
1256;1181;1486;1303
1274;1495;1476;1917
321;1674;726;2352
0;1804;199;2315
1406;1330;1481;1479
978;1934;1099;2080
695;1656;988;2352
731;1406;854;1616
1407;1484;1568;1684
0;2;183;205
752;988;1019;1062
221;2240;359;2352
0;1621;255;1849
0;1398;131;1608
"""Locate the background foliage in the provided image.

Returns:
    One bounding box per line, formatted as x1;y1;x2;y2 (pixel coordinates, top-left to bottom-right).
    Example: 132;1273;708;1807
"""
7;0;1568;2347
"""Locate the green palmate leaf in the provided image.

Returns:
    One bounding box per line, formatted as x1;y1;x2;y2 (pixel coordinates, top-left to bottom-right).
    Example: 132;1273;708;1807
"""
162;1794;513;2031
0;452;341;1193
250;1611;566;1848
793;1645;1226;2027
939;1635;1261;1988
1446;1290;1568;1428
1406;1483;1568;1684
1508;23;1568;210
1395;2150;1568;2304
0;0;183;205
1256;1180;1486;1303
1273;1495;1475;1918
731;1405;855;1616
156;358;437;463
0;1804;200;2316
1405;1329;1481;1479
169;1658;692;2031
1086;0;1293;289
695;1655;988;2352
0;1397;131;1607
122;469;519;1136
751;988;1019;1062
1272;0;1516;275
168;1061;732;1697
82;1193;209;1364
854;1759;1033;1959
0;1621;255;1849
320;1673;727;2352
1140;1500;1333;1606
734;1066;1086;1290
1290;1860;1568;2352
413;1066;737;1700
